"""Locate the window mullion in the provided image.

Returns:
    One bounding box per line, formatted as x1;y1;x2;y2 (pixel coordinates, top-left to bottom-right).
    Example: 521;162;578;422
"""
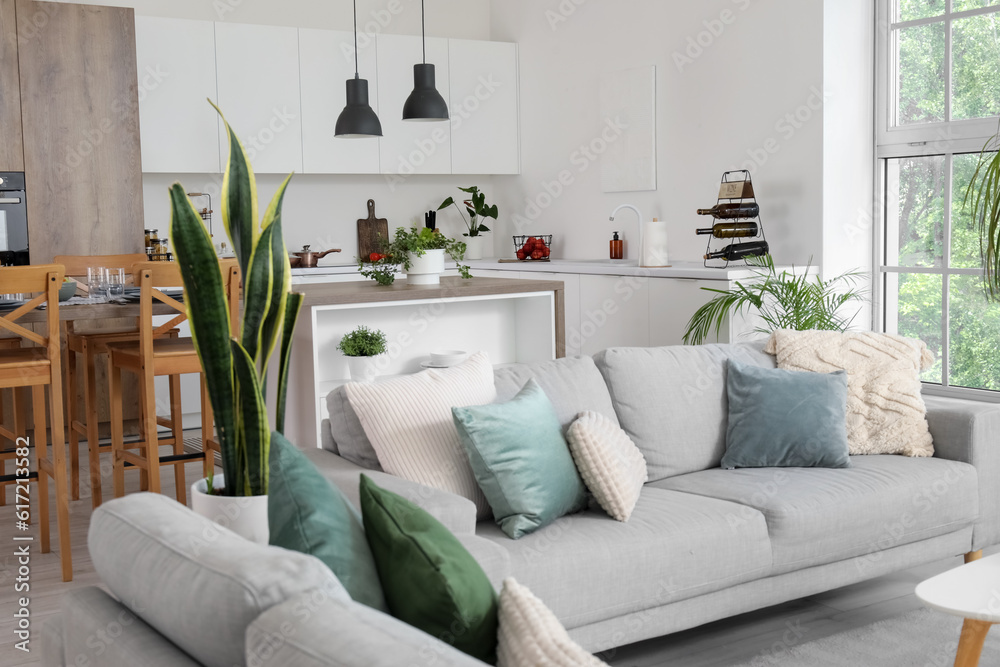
943;153;953;387
945;15;953;123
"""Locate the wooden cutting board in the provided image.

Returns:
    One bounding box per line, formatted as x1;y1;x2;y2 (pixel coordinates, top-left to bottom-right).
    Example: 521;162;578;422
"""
357;199;388;259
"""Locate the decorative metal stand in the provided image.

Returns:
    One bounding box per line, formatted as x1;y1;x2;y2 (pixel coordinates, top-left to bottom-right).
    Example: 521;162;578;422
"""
187;192;214;238
702;170;768;269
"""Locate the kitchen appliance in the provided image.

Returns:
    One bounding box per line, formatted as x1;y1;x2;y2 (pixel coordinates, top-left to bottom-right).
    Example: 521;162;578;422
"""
0;172;28;266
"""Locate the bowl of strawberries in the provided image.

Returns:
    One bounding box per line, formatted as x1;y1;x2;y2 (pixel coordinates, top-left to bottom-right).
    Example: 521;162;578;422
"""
513;235;552;261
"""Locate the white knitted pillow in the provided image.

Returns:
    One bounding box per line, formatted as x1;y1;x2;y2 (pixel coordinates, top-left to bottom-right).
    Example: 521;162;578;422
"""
497;578;606;667
345;351;496;517
764;330;935;457
566;411;647;522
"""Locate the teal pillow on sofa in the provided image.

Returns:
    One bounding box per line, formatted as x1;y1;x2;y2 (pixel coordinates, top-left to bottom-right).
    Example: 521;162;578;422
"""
268;432;388;611
452;379;587;539
722;359;851;469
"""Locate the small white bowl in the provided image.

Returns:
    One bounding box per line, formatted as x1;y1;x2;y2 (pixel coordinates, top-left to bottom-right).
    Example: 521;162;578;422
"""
429;350;467;367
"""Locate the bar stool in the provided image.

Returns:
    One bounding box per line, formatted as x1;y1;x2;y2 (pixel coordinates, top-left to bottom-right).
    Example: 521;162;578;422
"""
0;265;73;581
108;260;239;504
54;253;178;508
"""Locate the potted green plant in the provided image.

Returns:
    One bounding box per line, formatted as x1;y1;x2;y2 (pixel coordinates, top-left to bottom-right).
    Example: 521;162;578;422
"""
338;325;388;383
169;101;303;544
438;186;498;260
964;126;1000;299
358;227;471;286
682;256;867;345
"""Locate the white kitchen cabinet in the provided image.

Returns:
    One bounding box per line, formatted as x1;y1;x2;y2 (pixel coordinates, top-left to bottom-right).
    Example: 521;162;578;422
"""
578;274;651;355
448;39;519;175
649;278;731;347
215;23;303;174
299;28;380;174
377;34;451;176
135;17;220;173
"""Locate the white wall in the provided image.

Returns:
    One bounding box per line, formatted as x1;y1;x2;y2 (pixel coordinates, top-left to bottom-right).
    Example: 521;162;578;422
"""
490;0;826;265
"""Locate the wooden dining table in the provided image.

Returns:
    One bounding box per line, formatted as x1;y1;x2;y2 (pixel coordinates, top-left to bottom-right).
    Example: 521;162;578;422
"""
16;299;178;323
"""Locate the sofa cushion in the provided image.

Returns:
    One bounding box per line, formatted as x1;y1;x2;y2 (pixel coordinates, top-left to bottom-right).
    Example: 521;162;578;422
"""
494;355;619;432
594;342;775;481
656;455;978;574
326;385;383;471
566;411;648;522
476;486;772;630
89;494;346;667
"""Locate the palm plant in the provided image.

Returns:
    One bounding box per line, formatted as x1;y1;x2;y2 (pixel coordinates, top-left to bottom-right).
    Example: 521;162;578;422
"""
683;255;868;346
963;127;1000;298
169;101;303;497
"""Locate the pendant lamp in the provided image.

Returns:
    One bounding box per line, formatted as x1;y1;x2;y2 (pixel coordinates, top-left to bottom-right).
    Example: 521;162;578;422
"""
336;0;382;138
402;0;449;121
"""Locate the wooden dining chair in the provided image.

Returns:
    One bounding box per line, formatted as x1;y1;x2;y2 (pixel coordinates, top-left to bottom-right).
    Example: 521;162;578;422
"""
107;260;239;504
0;338;25;506
53;253;173;509
0;265;73;581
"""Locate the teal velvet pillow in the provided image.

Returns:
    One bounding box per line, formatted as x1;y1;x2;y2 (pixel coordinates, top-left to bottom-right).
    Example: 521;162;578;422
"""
360;474;499;664
452;379;587;539
722;359;851;469
268;432;388;611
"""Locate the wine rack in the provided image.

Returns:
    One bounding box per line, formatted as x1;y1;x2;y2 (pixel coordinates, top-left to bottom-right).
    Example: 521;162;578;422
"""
699;170;769;269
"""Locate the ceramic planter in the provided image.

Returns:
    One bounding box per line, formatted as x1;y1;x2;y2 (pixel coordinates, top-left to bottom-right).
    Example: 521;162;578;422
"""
347;354;385;383
190;474;269;544
464;234;486;260
406;248;446;285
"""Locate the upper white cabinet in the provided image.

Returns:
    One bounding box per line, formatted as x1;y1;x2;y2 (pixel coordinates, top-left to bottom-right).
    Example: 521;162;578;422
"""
134;17;221;173
377;34;452;176
215;23;303;174
449;40;519;175
299;28;380;174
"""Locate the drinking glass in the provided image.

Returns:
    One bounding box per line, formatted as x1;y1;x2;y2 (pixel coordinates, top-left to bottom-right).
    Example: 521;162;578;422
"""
106;268;125;299
87;267;108;300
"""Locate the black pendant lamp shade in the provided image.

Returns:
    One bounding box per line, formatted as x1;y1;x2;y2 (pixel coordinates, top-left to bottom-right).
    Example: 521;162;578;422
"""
336;76;382;138
402;0;449;121
336;0;382;138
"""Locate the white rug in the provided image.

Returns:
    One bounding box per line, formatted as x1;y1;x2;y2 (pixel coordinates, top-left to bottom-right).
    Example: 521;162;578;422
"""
730;608;1000;666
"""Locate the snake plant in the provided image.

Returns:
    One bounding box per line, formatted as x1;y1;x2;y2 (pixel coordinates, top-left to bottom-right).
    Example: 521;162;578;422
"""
169;101;303;497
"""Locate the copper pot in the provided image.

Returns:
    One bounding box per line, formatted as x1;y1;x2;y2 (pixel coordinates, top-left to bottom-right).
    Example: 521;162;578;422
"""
290;245;341;268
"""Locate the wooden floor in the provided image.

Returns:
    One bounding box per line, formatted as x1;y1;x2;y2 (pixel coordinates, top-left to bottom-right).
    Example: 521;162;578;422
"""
0;443;993;667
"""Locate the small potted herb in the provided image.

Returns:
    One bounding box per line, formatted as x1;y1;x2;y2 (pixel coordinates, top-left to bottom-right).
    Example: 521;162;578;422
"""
438;186;498;260
338;325;388;383
357;227;471;286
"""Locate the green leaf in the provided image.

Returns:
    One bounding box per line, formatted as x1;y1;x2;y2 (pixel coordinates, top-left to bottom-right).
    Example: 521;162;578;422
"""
231;338;269;496
168;183;238;490
478;225;490;233
258;174;293;375
210;99;258;279
240;222;276;366
276;292;304;435
458;186;478;194
438;196;455;210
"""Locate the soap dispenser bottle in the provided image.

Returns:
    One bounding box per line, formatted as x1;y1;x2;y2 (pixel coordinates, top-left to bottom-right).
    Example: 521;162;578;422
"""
610;232;623;260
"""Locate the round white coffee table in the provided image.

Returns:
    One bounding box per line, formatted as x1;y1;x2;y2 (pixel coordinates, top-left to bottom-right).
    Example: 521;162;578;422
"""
916;552;999;667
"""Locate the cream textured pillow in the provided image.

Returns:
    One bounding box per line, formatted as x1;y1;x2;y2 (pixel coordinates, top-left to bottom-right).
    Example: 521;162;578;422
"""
566;411;647;522
497;578;606;667
345;352;496;517
764;330;935;457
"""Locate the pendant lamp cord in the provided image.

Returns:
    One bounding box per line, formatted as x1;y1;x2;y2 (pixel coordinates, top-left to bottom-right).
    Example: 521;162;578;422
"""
421;0;426;64
353;0;359;77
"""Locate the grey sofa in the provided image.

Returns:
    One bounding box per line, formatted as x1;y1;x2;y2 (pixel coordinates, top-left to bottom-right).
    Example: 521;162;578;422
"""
44;342;1000;666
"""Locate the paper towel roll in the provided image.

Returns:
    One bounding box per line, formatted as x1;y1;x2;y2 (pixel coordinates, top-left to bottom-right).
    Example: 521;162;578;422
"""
641;220;669;267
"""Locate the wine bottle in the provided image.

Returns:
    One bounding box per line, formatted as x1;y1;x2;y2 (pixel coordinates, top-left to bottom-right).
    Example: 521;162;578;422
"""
704;241;769;261
695;222;759;238
696;203;760;219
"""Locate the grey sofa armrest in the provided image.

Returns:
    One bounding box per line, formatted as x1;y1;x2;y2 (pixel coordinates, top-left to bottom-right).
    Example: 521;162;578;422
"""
53;588;201;667
246;590;487;667
925;394;1000;550
302;447;478;535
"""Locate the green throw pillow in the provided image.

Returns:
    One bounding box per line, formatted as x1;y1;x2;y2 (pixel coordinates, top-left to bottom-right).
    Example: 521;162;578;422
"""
359;474;498;665
268;432;387;611
452;378;587;540
722;359;851;469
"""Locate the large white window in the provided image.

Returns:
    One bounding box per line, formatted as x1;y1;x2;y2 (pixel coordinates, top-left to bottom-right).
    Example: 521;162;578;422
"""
876;0;1000;396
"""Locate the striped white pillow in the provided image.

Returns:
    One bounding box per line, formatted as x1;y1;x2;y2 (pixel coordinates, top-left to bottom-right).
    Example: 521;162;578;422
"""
566;411;648;522
345;352;496;517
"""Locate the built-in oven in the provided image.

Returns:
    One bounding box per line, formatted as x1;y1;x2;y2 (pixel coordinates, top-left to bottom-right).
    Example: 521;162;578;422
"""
0;172;28;266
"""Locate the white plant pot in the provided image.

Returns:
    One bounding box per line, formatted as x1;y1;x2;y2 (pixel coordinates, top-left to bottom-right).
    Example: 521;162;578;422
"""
407;248;446;285
464;235;486;260
347;354;384;383
190;474;269;544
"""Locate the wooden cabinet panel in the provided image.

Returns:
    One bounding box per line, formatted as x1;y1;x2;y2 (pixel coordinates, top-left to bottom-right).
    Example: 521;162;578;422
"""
449;39;519;175
135;16;220;173
0;0;23;171
16;0;143;263
578;274;650;355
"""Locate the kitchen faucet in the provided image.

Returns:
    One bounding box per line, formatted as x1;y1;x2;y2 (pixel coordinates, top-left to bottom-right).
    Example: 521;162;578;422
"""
609;204;642;263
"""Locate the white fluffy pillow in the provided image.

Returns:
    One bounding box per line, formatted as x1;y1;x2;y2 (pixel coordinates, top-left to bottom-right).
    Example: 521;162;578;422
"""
497;578;606;667
765;330;935;457
345;351;496;517
566;411;647;522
